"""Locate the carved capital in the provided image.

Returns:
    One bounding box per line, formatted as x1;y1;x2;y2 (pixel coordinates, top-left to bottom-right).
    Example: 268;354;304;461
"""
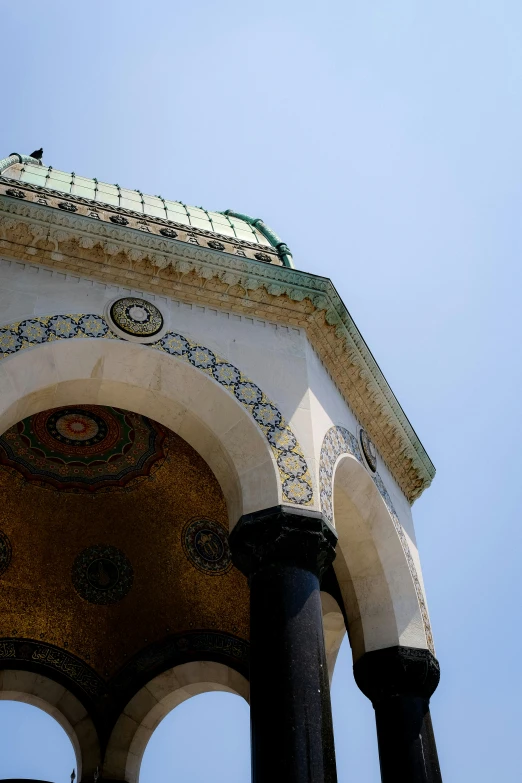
353;646;440;705
229;505;337;579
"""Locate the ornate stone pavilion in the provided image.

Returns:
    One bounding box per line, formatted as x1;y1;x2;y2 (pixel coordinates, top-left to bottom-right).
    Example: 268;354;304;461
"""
0;152;441;783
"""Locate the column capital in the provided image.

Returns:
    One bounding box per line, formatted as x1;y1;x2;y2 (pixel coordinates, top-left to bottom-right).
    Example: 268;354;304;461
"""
230;505;338;579
354;646;440;705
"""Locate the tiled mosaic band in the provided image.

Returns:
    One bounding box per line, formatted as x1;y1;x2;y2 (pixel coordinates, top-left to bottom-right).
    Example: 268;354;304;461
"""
319;426;434;654
0;313;314;507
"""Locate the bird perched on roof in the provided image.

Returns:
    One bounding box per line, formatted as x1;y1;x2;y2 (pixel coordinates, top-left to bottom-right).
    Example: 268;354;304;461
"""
29;148;43;160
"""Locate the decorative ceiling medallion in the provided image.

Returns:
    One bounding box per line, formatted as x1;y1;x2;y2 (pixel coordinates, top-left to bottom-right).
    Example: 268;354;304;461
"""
0;530;12;577
182;518;232;575
360;428;377;472
0;405;168;493
110;297;164;338
72;544;134;605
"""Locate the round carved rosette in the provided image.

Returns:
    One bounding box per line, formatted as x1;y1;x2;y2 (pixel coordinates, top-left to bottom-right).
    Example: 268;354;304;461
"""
359;428;377;472
182;518;232;575
0;530;12;577
110;297;164;338
72;544;134;605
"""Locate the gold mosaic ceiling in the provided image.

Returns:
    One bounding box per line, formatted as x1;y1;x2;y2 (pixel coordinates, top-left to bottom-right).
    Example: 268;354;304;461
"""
0;405;249;677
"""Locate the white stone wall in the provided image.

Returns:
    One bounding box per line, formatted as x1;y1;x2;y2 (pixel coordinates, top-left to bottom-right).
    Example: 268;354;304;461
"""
0;256;434;656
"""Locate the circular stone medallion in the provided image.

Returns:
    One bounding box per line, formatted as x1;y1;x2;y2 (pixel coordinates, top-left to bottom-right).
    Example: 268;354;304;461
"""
72;545;134;605
110;297;163;337
359;429;377;472
182;518;232;575
0;530;12;577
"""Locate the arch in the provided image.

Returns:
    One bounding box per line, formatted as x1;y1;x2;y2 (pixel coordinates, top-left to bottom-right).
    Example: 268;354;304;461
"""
104;661;249;783
321;592;346;684
0;669;100;780
0;314;314;524
319;426;434;660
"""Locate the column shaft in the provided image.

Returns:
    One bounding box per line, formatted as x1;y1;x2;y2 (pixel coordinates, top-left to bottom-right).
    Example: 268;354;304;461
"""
230;506;338;783
354;646;442;783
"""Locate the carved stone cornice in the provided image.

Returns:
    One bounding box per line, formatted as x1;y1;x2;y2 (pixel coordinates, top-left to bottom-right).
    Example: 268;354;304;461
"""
0;192;435;503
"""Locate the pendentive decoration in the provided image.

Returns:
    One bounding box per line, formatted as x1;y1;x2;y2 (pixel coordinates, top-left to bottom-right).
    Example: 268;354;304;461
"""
72;544;134;605
110;297;164;338
0;530;12;577
359;428;377;472
182;518;232;575
0;405;168;493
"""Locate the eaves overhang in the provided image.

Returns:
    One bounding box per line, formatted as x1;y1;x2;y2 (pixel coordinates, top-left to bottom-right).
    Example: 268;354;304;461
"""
0;183;435;504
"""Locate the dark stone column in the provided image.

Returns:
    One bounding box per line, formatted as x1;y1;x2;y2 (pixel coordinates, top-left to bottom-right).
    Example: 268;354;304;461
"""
354;646;442;783
230;505;338;783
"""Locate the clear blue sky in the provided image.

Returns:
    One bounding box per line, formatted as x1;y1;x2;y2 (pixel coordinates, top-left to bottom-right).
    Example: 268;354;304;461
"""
1;1;521;780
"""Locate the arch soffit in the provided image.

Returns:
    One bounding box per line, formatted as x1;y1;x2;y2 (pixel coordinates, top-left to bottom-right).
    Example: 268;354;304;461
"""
104;660;249;783
320;592;346;684
319;426;434;657
0;669;100;781
0;313;315;524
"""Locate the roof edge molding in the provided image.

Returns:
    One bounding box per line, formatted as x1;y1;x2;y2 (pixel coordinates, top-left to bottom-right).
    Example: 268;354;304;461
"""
223;209;295;269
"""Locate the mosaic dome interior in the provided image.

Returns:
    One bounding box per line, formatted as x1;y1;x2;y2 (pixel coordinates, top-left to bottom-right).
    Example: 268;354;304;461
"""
0;405;168;492
0;406;250;676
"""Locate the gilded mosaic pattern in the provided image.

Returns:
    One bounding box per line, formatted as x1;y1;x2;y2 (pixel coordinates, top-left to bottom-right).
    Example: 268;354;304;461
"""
0;530;12;577
182;518;232;575
110;297;163;337
0;314;314;506
0;405;168;493
72;545;134;605
319;426;435;654
0;428;249;676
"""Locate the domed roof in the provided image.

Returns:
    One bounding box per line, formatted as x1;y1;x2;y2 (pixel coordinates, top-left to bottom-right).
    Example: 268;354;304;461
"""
0;152;294;267
19;163;271;243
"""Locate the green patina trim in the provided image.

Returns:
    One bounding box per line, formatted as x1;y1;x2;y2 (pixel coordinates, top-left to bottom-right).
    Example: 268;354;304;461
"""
0;153;41;175
223;209;295;269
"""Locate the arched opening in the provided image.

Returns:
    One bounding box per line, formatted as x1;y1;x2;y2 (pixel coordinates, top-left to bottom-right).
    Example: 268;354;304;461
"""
0;699;78;782
139;691;250;783
0;337;284;526
332;453;427;659
105;661;249;782
330;637;380;783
